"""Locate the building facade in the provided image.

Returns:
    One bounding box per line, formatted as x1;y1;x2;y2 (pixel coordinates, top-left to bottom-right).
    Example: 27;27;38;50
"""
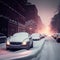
0;0;27;36
0;0;43;36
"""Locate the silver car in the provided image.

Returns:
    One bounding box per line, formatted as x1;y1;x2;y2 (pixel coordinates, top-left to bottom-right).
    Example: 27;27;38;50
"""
6;32;33;50
31;33;41;41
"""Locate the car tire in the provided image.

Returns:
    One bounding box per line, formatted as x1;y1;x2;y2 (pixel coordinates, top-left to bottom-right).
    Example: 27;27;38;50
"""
56;38;60;43
6;46;10;50
26;46;30;50
26;44;31;50
30;42;33;48
6;47;9;50
57;40;60;43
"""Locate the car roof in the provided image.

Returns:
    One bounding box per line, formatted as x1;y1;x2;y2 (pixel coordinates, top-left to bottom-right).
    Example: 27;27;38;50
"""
13;32;29;36
31;33;40;37
9;32;30;42
31;33;40;35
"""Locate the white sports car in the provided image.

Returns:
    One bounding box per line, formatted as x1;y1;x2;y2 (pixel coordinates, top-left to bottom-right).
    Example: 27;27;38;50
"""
6;32;33;50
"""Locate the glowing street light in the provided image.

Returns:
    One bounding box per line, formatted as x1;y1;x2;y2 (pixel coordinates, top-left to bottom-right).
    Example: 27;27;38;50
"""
29;27;32;30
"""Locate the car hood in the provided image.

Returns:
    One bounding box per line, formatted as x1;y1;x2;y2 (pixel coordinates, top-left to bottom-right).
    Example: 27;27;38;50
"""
9;36;29;42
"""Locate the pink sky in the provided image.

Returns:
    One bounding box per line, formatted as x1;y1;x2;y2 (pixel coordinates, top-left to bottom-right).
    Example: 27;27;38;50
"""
37;7;57;26
28;0;59;26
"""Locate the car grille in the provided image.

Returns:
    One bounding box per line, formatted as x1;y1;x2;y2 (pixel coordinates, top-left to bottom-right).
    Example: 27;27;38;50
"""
10;42;22;45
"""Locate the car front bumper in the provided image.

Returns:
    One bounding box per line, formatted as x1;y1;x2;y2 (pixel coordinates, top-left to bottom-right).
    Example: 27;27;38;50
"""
6;44;30;49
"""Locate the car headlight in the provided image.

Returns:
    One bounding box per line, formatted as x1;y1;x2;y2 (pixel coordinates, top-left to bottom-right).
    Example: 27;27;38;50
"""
22;41;27;45
6;40;10;45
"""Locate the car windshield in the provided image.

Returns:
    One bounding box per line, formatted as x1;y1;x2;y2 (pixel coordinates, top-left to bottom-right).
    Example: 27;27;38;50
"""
31;33;40;37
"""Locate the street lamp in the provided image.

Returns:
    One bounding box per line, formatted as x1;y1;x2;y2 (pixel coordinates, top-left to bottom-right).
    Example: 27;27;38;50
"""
29;27;32;30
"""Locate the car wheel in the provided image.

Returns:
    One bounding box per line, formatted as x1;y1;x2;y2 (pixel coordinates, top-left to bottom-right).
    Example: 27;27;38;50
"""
30;42;33;48
56;38;60;42
6;47;9;50
26;44;30;50
57;40;60;43
6;46;10;50
26;46;30;50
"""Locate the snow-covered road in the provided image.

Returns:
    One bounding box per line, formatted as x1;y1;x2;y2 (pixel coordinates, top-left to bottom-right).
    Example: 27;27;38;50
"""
40;37;60;60
0;38;45;60
1;36;60;60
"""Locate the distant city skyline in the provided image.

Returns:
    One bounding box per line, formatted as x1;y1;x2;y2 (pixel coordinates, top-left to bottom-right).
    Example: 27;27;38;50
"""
28;0;60;26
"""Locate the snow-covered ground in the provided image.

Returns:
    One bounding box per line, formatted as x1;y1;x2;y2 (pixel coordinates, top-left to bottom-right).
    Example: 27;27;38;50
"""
40;37;60;60
1;36;60;60
0;38;45;60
